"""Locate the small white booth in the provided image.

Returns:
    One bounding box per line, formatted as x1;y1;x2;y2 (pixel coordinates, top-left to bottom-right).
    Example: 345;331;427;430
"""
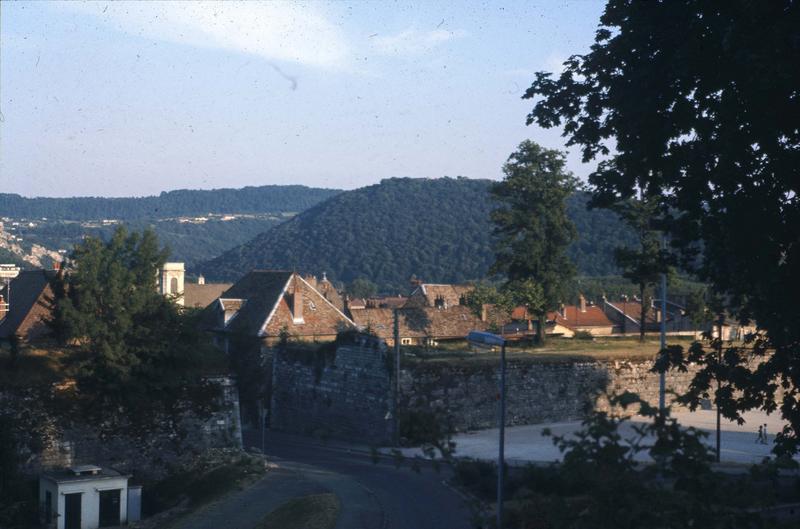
39;465;132;529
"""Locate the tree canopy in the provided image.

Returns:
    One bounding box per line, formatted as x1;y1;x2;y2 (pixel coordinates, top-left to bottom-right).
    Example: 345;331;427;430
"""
201;177;629;292
490;141;578;342
525;0;800;451
51;227;222;429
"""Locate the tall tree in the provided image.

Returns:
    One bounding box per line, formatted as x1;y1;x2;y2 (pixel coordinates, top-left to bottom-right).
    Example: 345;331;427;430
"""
347;278;378;299
490;141;578;344
54;227;170;387
524;1;800;451
613;194;671;342
51;227;220;430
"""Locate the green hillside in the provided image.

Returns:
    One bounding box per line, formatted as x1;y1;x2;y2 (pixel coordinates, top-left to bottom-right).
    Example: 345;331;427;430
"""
0;185;340;221
198;177;636;291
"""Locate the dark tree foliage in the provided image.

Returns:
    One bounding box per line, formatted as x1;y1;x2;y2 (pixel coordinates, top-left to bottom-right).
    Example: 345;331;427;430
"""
346;278;378;299
51;227;222;433
0;185;339;221
525;1;800;452
463;282;514;333
200;178;635;291
613;195;672;341
513;394;774;528
490;141;578;343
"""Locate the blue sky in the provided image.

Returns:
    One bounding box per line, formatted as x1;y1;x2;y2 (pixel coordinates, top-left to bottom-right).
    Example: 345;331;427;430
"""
1;1;604;197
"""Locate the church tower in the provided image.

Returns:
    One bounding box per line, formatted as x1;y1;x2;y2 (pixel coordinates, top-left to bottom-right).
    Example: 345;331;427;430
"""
160;262;185;306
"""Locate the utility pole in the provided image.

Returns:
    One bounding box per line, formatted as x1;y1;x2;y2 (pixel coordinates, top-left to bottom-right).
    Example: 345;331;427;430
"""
393;308;400;447
715;317;723;463
659;271;667;412
497;339;507;529
260;401;266;454
467;331;507;529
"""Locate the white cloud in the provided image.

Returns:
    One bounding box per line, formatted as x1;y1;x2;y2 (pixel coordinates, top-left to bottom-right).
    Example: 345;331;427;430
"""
371;28;467;56
59;1;351;69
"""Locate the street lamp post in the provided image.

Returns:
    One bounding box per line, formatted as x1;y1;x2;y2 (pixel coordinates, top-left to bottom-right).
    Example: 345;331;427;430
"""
621;294;628;335
468;331;507;529
659;272;667;412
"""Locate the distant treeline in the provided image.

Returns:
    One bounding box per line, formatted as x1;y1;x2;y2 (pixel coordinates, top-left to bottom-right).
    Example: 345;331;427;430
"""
0;185;341;220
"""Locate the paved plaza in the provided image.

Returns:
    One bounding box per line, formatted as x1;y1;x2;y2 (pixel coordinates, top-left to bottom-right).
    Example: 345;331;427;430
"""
406;410;794;466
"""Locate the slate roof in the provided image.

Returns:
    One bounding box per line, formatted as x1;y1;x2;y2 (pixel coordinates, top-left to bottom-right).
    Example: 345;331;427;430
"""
350;305;486;340
184;282;232;309
0;270;54;339
201;270;355;338
219;298;246;312
203;270;293;335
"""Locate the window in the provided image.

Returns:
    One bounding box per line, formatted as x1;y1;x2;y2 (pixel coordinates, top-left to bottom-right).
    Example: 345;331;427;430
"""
400;338;412;345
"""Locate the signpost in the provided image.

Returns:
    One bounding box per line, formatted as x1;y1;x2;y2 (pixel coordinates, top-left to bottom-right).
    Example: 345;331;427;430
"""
467;331;507;529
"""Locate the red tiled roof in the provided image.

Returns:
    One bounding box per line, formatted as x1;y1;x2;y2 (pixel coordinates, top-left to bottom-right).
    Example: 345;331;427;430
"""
608;301;660;324
365;296;407;309
547;305;614;329
350;305;486;340
407;283;473;308
184;282;232;309
511;306;530;320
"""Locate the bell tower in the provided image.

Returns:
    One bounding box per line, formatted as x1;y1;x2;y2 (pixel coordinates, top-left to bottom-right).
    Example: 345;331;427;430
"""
160;262;185;306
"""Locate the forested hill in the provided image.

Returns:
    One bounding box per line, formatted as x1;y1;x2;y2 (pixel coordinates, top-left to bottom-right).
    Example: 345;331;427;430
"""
199;177;635;290
0;185;341;220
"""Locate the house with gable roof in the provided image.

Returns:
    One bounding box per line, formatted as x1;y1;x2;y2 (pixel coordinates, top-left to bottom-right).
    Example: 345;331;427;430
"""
547;295;616;337
404;282;474;309
202;270;355;347
0;269;58;343
200;270;356;427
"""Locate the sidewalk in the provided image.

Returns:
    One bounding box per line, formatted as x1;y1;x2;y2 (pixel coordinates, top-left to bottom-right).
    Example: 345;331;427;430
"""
398;409;794;466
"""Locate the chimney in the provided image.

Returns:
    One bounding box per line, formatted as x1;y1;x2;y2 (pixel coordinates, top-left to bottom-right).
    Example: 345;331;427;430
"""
480;303;489;322
579;294;587;313
0;295;7;321
198;275;205;285
292;275;304;323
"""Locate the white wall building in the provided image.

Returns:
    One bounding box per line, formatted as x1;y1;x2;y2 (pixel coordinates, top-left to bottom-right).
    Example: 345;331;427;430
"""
159;262;185;306
39;465;135;529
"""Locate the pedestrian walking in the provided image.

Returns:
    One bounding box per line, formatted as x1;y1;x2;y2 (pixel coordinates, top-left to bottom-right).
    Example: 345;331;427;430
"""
757;425;763;444
763;423;768;444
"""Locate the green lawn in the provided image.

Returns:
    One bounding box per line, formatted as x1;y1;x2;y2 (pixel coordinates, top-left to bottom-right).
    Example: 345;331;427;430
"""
405;335;702;364
254;493;340;529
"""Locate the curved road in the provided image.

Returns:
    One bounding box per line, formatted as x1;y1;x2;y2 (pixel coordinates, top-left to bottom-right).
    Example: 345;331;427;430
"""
260;431;474;529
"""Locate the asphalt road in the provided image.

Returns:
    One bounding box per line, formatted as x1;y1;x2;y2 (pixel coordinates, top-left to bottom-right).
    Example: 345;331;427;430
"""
253;431;475;529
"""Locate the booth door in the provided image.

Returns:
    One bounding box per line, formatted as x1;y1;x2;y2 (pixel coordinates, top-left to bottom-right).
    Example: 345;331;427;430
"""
99;489;121;527
64;493;81;529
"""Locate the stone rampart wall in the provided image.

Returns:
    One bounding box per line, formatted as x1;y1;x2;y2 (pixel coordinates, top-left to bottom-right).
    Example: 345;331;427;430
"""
270;337;395;444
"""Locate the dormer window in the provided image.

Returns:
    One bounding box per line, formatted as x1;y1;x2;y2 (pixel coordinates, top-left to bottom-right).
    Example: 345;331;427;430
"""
434;296;446;309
